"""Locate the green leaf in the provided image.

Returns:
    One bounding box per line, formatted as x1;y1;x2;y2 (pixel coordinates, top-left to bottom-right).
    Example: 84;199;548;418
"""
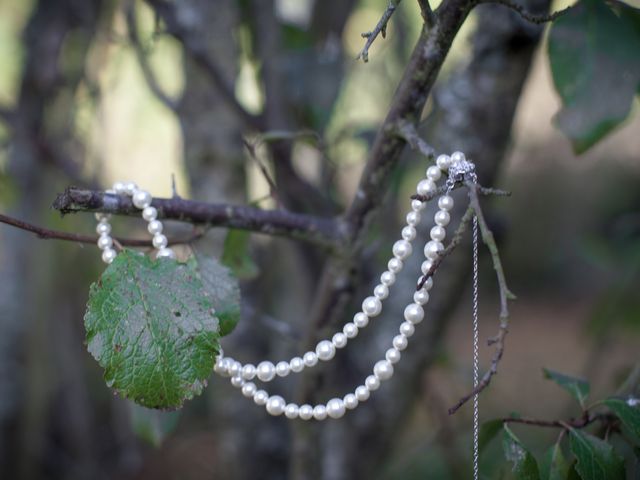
604;397;640;444
540;443;571;480
568;429;625;480
548;0;640;154
543;368;590;409
503;424;541;480
84;249;220;409
479;419;505;455
221;229;259;280
191;251;241;337
130;404;180;447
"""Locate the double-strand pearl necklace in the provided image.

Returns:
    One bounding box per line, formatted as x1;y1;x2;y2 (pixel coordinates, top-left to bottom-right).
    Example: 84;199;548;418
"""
94;152;474;422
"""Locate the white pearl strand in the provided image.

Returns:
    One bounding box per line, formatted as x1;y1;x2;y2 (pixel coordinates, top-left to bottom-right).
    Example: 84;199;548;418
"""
95;181;176;263
214;152;465;420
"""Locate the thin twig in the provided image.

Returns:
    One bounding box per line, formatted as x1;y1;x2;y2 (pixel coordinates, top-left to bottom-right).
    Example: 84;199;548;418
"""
449;181;515;415
416;0;436;26
243;138;281;207
481;0;572;24
502;413;611;430
397;120;436;159
125;0;179;112
51;187;340;248
357;1;401;62
0;212;199;247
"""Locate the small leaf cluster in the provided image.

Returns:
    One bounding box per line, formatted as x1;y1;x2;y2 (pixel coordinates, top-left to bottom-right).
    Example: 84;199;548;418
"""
482;368;640;479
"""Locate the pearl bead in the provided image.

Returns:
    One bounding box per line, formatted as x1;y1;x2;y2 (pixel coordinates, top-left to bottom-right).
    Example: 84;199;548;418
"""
290;357;304;373
386;348;401;364
142;206;157;221
421;260;433;275
152;234;168;249
266;395;286;416
241;382;256;398
374;284;389;300
303;351;318;367
411;199;424;211
113;181;126;194
401;226;416;241
276;361;290;377
393;334;408;351
355;385;370;401
326;398;346;419
156;248;176;259
253;390;268;406
313;405;328;421
353;313;369;328
231;376;245;388
228;361;241;377
316;340;336;361
400;321;415;337
406;211;420;226
217;358;232;377
426;165;442;181
404;303;424;324
132;190;152;209
451;151;466;164
285;403;300;419
148;220;163;235
242;364;256;380
416;179;436;196
388;258;403;273
365;375;380;391
414;289;429;305
436;154;452;171
380;271;396;286
344;393;358;410
435;210;450;226
332;332;347;349
430;226;446;242
96;222;111;235
343;323;358;338
362;296;382;317
124;182;138;195
392;240;412;260
374;360;394;381
422;275;434;290
102;248;116;264
299;405;313;420
256;361;276;382
438;195;454;211
97;235;113;250
213;357;226;374
424;240;444;260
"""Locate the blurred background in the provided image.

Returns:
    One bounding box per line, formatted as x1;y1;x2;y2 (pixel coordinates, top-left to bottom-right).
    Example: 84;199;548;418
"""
0;0;638;479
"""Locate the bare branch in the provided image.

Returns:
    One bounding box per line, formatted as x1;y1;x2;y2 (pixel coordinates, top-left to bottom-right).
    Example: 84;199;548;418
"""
51;187;341;248
481;0;572;24
502;413;613;429
357;1;402;62
0;212;199;247
125;0;179;112
242;138;281;207
145;0;264;130
449;182;515;414
417;0;436;26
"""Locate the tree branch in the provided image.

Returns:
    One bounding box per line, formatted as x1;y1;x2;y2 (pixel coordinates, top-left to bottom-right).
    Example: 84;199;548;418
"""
417;0;436;26
396;119;436;159
481;0;572;24
502;413;613;430
357;1;402;62
0;212;198;247
125;0;179;112
449;181;515;414
145;0;264;130
51;187;341;248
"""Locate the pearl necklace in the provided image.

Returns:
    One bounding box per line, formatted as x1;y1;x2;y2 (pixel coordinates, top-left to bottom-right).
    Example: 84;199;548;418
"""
94;151;475;422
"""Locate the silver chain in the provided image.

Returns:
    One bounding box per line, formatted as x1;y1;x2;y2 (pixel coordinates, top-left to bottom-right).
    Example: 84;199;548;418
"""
472;213;479;480
446;158;480;479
